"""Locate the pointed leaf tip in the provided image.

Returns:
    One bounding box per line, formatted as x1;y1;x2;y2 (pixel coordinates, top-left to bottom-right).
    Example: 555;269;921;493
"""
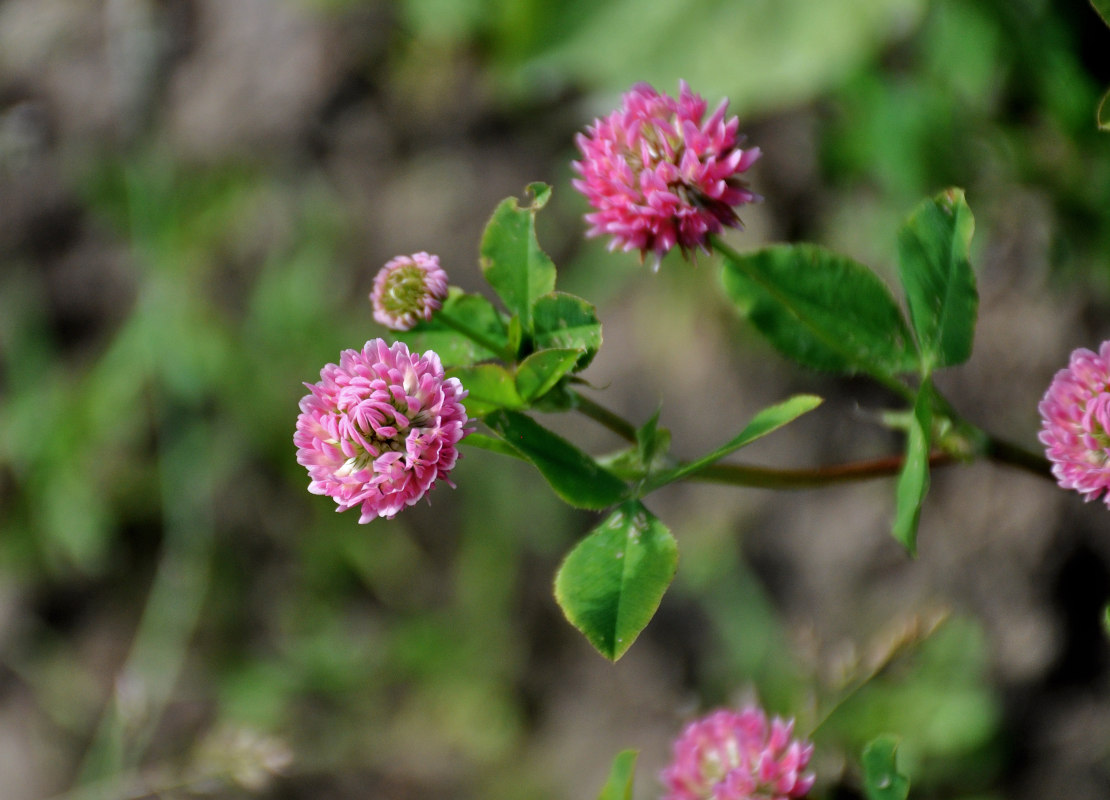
555;501;677;660
896;188;977;372
526;182;552;209
480;187;557;333
596;750;638;800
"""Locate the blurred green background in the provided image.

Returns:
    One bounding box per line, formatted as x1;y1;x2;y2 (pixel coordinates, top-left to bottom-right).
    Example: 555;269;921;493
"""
1;0;1109;797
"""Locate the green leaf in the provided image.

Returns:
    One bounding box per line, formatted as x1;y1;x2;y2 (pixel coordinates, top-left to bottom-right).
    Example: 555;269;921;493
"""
530;380;577;412
1099;87;1110;132
461;432;527;460
526;181;552;208
533;292;603;370
485;409;628;510
554;500;678;660
397;291;508;367
480;184;557;333
646;394;823;491
896;188;978;372
862;735;910;800
507;314;524;359
597;750;638;800
516;348;582;402
721;244;918;379
446;364;523;416
892;384;932;555
1093;0;1110;28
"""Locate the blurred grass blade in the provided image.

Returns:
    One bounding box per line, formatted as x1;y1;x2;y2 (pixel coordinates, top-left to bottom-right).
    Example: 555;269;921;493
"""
862;735;910;800
78;415;217;786
896;188;978;372
1093;0;1110;27
555;500;677;660
597;749;639;800
1099;87;1110;132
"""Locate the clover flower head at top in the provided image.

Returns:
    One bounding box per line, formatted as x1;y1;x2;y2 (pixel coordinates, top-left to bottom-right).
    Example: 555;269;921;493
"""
294;339;470;521
661;706;815;800
370;252;449;331
1039;340;1110;506
572;80;761;269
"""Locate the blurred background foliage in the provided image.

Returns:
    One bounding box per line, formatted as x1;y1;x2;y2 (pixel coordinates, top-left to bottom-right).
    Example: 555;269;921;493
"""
0;0;1108;798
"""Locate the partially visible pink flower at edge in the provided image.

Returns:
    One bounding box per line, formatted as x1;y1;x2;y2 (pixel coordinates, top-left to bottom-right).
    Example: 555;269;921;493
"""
572;80;761;269
370;252;449;331
295;339;470;521
1039;340;1110;506
661;706;815;800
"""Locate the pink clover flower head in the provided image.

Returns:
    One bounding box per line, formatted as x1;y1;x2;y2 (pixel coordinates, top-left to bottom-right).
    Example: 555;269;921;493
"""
294;339;470;521
572;80;761;268
370;252;449;331
661;706;815;800
1039;340;1110;505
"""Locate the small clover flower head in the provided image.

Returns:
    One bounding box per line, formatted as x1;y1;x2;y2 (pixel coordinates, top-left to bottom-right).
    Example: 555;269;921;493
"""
661;706;815;800
295;339;470;521
572;80;761;269
1039;340;1110;505
370;252;449;331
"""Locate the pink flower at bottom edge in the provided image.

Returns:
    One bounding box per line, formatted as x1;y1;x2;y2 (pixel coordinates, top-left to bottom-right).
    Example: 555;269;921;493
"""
294;339;470;521
661;706;815;800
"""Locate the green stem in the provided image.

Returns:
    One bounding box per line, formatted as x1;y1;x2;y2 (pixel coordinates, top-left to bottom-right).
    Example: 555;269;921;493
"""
928;386;1053;481
570;390;638;443
689;451;956;490
437;309;516;362
568;391;1053;489
981;432;1053;480
689;437;1052;490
